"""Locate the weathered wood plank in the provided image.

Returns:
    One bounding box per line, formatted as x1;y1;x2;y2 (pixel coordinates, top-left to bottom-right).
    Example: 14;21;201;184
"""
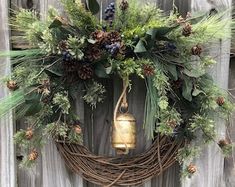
0;1;16;187
182;1;232;187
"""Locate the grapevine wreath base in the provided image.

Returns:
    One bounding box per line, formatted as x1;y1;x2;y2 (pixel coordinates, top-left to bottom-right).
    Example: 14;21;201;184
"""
56;136;184;186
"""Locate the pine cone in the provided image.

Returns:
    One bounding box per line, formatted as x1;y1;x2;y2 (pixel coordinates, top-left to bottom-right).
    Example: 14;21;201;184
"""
218;139;229;148
143;65;155;76
28;149;38;161
216;96;225;106
107;31;121;43
172;79;183;89
58;40;68;51
78;65;93;80
167;120;177;128
25;128;34;140
182;23;192;37
91;30;108;45
7;80;18;91
191;45;202;56
120;0;129;11
74;125;82;134
85;45;103;61
187;163;197;174
54;16;68;26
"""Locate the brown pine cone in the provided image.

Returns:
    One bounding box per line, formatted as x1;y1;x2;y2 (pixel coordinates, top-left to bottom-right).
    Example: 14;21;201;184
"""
182;23;192;37
58;40;68;51
120;0;129;11
91;30;108;45
85;45;103;61
78;65;93;80
191;45;202;56
143;65;155;76
218;139;229;148
28;149;38;161
187;163;197;174
107;31;121;43
167;120;177;128
54;16;68;26
216;96;225;106
74;125;82;134
7;80;18;91
25;128;34;140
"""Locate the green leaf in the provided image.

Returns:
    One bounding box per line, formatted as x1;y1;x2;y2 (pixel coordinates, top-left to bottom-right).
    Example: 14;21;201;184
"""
49;19;62;29
146;26;178;39
86;0;100;15
95;64;108;78
166;64;178;80
182;76;193;101
183;68;205;78
134;40;147;53
105;66;112;74
87;38;96;44
24;102;42;116
44;69;63;77
192;89;204;96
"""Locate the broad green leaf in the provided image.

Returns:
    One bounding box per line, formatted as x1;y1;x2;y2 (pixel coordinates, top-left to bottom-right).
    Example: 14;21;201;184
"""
182;76;193;101
86;0;100;15
87;38;96;44
105;66;112;74
49;19;62;29
166;64;178;80
183;68;205;78
95;64;108;78
146;26;178;39
24;102;42;116
134;40;147;53
192;88;204;96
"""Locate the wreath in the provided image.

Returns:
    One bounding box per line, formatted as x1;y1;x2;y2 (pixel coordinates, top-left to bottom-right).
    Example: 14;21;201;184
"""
0;0;234;185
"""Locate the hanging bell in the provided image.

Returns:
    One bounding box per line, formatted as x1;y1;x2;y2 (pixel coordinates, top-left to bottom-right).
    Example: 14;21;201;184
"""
112;112;136;154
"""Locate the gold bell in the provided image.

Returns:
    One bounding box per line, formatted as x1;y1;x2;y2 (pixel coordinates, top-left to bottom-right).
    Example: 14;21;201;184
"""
112;112;136;154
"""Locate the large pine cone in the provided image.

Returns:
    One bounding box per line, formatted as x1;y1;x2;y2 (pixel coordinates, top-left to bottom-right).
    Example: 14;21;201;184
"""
85;45;103;62
78;64;93;80
107;31;121;43
91;30;108;45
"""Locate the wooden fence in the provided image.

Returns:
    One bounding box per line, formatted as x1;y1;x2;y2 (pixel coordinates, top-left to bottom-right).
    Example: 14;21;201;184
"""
0;0;234;187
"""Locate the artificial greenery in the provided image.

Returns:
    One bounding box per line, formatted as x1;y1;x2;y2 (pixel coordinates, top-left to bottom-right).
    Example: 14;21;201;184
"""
0;0;234;177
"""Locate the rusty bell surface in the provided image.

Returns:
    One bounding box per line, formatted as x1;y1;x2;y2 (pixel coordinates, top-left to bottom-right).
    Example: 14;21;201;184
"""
112;112;136;151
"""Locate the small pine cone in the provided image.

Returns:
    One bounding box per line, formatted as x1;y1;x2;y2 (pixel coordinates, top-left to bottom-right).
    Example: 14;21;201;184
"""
120;0;129;11
167;120;177;128
107;31;122;43
187;163;197;174
7;80;18;91
28;149;38;161
58;40;68;51
85;45;103;61
143;65;155;76
78;65;93;80
25;128;34;140
182;23;192;37
216;96;225;106
191;45;202;56
218;139;229;148
74;125;82;134
176;16;185;24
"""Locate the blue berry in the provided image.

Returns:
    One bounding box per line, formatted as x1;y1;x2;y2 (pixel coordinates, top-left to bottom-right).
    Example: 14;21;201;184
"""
167;42;177;51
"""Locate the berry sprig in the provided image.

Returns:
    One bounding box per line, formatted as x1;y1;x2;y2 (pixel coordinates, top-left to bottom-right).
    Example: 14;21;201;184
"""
104;2;115;27
105;42;120;56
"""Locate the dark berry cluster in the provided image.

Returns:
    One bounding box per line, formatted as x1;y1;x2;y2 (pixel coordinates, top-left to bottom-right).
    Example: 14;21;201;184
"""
104;2;115;26
62;51;72;62
105;42;120;56
166;42;177;52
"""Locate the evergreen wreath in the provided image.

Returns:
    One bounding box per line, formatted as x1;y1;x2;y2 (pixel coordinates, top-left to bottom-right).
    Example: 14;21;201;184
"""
0;0;234;184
